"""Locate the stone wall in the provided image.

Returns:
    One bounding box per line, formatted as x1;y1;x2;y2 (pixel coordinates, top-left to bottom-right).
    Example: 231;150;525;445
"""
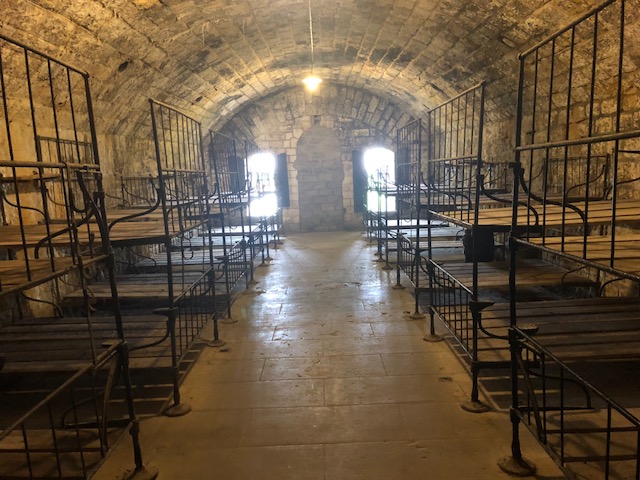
220;85;411;231
295;127;345;232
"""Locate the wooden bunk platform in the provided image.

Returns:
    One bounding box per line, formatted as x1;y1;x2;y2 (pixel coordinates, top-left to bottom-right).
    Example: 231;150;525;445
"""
64;271;214;304
433;258;596;290
108;219;208;247
527;234;640;274
0;314;202;373
0;256;106;295
435;199;640;229
439;297;640;366
0;224;103;248
134;250;226;272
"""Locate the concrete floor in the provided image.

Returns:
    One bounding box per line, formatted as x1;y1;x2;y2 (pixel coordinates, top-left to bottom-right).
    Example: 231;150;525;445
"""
95;231;564;480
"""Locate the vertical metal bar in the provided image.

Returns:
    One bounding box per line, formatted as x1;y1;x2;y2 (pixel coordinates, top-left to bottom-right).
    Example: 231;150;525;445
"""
47;402;63;477
470;88;476;158
584;12;600;261
41;59;62;269
541;343;547;438
560;366;565;464
68;70;84;164
636;425;640;478
508;329;525;464
610;0;625;270
118;342;147;471
69;386;88;477
462;93;469;157
469;88;477;225
528;49;541;238
414;121;422;316
605;405;612;480
396;123;405;286
455;95;461;161
0;47;31;279
561;30;576;251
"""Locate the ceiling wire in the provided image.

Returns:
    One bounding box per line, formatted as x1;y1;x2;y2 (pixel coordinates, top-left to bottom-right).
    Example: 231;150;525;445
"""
308;0;315;72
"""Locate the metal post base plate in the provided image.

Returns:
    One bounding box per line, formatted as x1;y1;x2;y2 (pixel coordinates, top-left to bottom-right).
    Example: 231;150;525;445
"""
120;466;160;480
409;312;426;320
461;400;491;413
392;284;405;290
163;403;192;417
206;339;227;348
220;317;239;324
423;334;443;343
497;456;536;477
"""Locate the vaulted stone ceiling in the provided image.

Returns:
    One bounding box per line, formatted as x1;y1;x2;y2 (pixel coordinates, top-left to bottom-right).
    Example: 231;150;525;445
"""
1;0;613;136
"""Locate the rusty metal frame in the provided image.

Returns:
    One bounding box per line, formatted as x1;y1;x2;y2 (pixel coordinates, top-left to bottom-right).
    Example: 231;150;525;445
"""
507;1;640;478
0;33;148;477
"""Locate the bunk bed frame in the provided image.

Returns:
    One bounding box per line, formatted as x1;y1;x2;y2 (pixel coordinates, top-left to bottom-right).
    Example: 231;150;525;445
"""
0;34;152;479
499;1;640;477
420;82;610;413
61;100;222;418
208;132;256;321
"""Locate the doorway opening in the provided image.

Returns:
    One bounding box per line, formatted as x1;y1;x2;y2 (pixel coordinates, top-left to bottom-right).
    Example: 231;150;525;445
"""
363;147;395;212
246;152;278;216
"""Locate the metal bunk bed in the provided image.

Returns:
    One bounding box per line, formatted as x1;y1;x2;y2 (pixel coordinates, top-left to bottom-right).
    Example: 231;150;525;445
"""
0;34;152;479
63;100;221;418
208;132;257;322
421;83;604;413
500;1;640;478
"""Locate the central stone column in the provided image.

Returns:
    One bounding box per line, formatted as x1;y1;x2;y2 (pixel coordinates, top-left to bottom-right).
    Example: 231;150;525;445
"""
294;126;345;232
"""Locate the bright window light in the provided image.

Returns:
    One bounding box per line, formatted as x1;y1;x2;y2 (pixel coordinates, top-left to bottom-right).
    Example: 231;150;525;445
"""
247;152;276;193
364;147;396;212
364;147;395;183
247;152;278;216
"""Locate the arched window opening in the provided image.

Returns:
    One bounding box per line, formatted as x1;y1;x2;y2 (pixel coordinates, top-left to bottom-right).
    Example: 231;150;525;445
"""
363;147;395;212
247;152;278;216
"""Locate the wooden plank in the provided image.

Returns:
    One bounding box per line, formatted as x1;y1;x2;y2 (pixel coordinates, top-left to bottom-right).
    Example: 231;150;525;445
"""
0;311;202;373
526;234;640;274
0;256;105;298
435;199;640;228
0;224;104;248
436;296;640;359
435;259;594;288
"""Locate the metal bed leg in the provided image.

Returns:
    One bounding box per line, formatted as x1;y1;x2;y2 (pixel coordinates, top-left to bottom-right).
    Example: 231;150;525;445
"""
392;230;405;289
498;329;536;477
382;235;393;270
461;301;490;413
497;420;536;477
248;258;258;285
461;362;491;413
117;342;160;480
423;306;443;342
264;217;273;261
392;260;405;290
409;252;425;320
154;307;192;417
206;313;226;347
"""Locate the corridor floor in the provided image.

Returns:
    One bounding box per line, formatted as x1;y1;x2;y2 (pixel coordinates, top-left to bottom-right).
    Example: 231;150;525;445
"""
95;231;562;480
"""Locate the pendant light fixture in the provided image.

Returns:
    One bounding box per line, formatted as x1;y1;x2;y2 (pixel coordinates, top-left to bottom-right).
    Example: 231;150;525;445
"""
302;0;322;92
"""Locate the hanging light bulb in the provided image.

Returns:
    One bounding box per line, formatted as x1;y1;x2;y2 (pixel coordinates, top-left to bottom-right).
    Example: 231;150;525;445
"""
302;75;322;92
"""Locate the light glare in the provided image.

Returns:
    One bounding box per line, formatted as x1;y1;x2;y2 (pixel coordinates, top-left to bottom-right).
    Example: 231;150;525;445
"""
302;75;322;91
